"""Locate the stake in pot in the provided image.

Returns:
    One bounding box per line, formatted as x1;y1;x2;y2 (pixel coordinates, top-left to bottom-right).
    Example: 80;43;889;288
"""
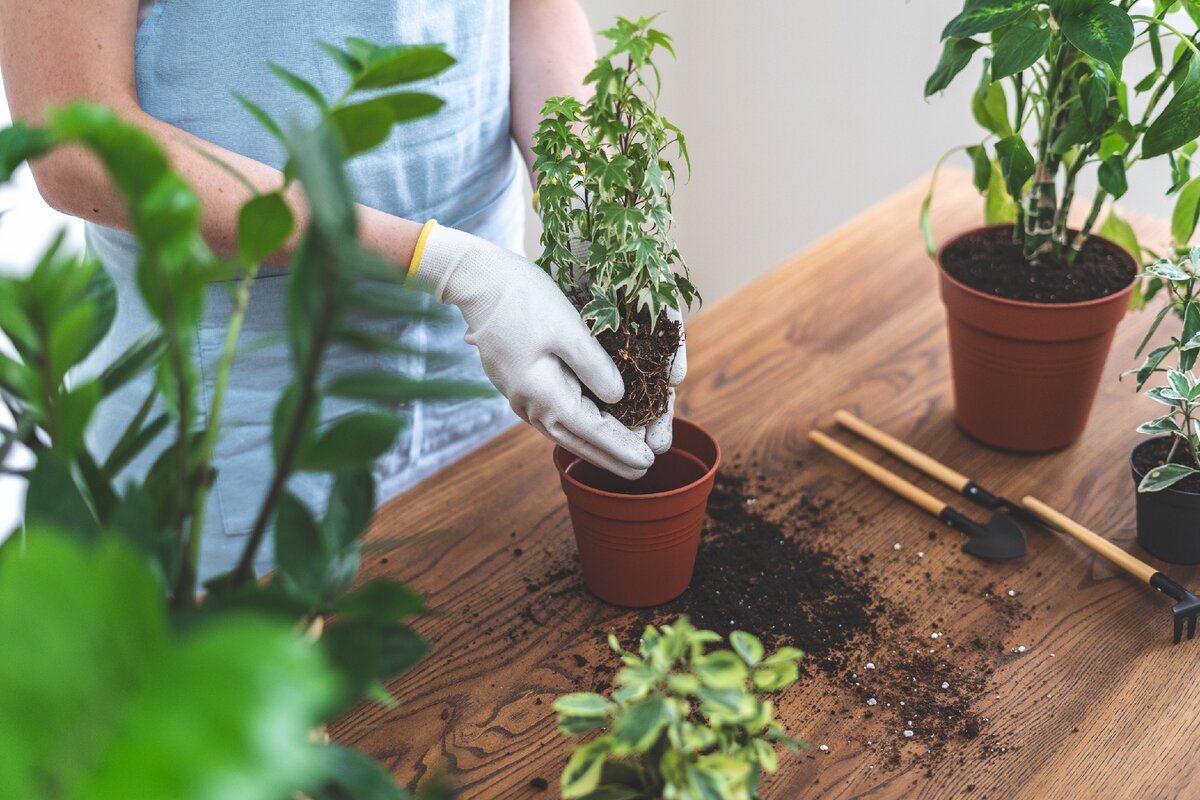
554;417;720;607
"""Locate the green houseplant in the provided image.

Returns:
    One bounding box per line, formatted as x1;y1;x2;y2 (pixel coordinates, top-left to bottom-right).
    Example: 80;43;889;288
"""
534;16;720;609
1129;248;1200;563
922;0;1200;451
0;38;477;799
552;617;803;800
532;15;696;430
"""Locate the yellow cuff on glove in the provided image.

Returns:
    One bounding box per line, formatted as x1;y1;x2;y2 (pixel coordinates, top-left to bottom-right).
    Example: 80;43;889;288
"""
406;219;439;284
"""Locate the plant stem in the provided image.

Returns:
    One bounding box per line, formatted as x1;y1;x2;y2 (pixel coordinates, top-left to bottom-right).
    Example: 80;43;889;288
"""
174;263;260;600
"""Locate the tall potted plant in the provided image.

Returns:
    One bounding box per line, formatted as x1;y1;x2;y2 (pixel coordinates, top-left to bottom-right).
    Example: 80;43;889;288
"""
1129;249;1200;564
533;17;719;608
0;39;472;799
923;0;1200;451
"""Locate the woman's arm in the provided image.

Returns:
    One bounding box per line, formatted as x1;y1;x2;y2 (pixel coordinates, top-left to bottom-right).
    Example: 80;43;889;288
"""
0;0;423;267
509;0;596;174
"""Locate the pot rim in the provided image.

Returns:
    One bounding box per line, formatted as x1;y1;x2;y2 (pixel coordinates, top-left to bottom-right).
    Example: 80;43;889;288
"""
936;224;1137;312
554;417;721;501
1130;435;1200;498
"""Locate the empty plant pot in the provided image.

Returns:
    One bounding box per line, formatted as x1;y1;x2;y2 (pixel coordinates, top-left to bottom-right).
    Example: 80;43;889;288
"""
553;416;720;607
1131;438;1200;565
937;225;1136;452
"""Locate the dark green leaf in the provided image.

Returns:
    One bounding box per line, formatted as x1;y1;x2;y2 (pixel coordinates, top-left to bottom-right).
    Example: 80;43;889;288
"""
322;468;375;552
925;38;984;96
318;41;363;76
991;21;1051;80
233;93;287;144
325;372;495;404
275;490;327;603
330;93;445;157
312;745;409;800
943;0;1038;39
995;135;1035;198
1144;58;1200;159
295;412;405;472
1061;5;1134;70
967;145;992;192
268;62;330;112
1098;208;1141;265
99;328;168;396
334;578;427;624
378;624;429;676
24;452;100;538
351;43;456;90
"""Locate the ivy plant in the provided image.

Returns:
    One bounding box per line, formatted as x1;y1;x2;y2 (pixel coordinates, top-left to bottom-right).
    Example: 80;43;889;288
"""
532;15;697;335
922;0;1200;270
1129;249;1200;489
0;38;479;799
552;617;804;800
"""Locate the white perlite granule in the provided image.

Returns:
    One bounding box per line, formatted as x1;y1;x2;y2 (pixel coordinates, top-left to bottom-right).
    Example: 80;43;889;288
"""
917;551;925;558
819;744;829;753
867;697;877;706
893;543;902;550
1007;590;1016;597
941;681;950;689
903;729;914;738
865;662;875;670
931;632;942;639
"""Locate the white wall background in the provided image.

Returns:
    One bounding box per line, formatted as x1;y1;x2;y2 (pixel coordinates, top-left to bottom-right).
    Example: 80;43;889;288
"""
0;2;1179;536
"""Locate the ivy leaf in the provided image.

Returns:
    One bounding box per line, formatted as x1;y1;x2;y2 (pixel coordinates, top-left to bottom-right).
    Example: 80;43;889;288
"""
1061;5;1134;71
942;0;1039;39
1137;414;1181;435
991;21;1051;80
995;135;1035;199
581;287;621;335
925;38;984;96
561;739;613;799
1144;58;1200;159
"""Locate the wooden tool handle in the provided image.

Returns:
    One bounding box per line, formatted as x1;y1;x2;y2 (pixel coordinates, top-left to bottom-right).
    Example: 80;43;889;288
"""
1021;496;1156;583
834;409;970;492
810;430;947;519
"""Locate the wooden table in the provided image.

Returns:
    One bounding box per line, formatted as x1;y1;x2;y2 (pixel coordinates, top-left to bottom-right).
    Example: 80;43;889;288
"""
330;173;1200;799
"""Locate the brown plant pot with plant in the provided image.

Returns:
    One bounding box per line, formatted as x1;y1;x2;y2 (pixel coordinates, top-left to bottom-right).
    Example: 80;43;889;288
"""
553;417;720;607
937;225;1136;451
924;2;1200;450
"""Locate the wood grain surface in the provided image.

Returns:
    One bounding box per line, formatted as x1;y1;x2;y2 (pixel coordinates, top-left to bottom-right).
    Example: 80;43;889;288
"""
329;171;1200;799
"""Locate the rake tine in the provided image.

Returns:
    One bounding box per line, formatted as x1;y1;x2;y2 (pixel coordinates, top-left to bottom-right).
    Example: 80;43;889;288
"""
1175;616;1185;645
1189;614;1197;641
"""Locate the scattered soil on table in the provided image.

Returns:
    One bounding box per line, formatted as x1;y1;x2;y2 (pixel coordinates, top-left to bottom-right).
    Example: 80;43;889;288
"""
940;226;1133;304
578;293;680;428
1133;436;1200;493
520;464;1034;777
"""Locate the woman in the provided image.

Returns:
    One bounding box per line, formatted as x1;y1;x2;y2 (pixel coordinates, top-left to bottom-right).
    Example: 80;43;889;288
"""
0;0;680;579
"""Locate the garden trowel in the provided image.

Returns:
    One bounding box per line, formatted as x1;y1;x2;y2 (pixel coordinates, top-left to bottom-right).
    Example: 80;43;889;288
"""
808;429;1027;561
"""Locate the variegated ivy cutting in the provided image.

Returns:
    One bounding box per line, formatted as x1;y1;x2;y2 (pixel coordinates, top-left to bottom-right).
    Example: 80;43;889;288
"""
552;617;803;800
1131;248;1200;490
922;0;1200;273
532;15;697;335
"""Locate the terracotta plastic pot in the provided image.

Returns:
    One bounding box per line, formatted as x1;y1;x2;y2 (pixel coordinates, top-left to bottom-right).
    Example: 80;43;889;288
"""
936;225;1135;452
1130;438;1200;565
553;417;720;607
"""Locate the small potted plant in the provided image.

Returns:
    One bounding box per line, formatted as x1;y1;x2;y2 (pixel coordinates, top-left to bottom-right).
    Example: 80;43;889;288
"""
552;617;804;800
1129;249;1200;564
922;1;1200;451
534;17;718;607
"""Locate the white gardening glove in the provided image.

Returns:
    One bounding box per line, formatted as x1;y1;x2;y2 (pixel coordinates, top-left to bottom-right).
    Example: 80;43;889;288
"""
567;238;687;456
407;221;654;480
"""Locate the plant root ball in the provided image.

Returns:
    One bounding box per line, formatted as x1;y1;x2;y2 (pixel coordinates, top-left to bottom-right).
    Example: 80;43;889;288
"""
594;309;681;428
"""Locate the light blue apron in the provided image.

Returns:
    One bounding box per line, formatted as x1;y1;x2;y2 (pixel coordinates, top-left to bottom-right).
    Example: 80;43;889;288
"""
83;0;522;580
